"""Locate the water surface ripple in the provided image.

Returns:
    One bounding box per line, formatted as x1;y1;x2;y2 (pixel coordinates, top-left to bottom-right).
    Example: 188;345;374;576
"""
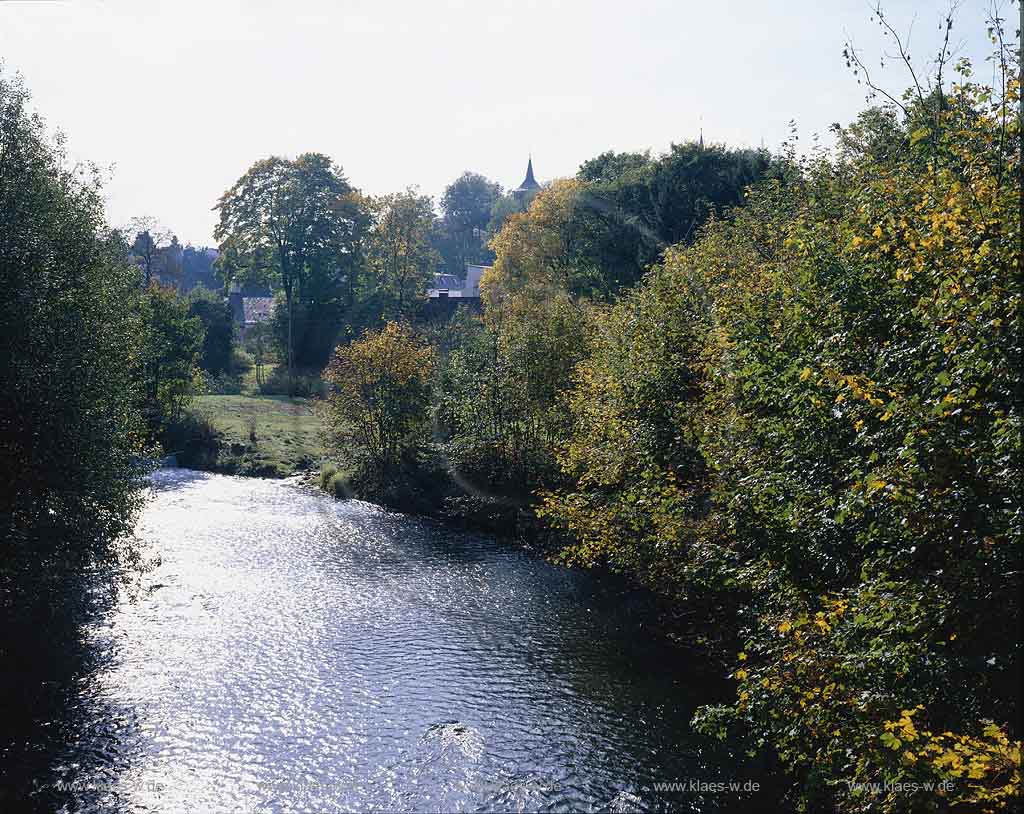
14;469;764;812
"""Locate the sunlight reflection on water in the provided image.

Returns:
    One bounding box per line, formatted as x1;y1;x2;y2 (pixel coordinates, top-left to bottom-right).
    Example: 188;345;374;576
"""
26;469;757;813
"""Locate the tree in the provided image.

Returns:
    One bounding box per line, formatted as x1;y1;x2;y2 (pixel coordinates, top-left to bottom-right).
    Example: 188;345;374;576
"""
366;189;439;320
0;69;146;604
571;143;776;293
542;18;1022;809
323;321;434;471
127;215;175;286
486;192;528;241
180;244;218;292
576;149;651;183
437;171;502;275
484;179;601;304
188;287;235;376
214;153;361;378
138;284;204;430
437;291;593;503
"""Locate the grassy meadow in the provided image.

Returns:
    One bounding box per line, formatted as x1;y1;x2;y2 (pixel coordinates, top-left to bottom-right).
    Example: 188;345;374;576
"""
185;393;326;478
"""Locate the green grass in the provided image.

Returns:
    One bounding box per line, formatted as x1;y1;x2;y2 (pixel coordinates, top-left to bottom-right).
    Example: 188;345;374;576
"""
191;393;325;477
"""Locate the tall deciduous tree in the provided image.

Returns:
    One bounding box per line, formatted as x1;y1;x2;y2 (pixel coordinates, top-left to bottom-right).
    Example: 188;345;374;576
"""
437;171;502;275
214;153;361;378
127;215;175;286
366;188;439;320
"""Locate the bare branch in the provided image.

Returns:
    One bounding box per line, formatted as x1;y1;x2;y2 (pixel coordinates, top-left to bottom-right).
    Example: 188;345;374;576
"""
871;2;926;108
844;34;910;115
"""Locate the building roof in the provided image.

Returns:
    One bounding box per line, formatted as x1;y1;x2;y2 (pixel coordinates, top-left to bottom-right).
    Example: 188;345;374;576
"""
242;297;274;324
427;265;492;299
514;156;541;192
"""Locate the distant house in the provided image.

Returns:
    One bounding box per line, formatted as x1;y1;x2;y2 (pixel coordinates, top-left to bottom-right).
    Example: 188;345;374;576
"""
227;283;275;338
427;263;489;300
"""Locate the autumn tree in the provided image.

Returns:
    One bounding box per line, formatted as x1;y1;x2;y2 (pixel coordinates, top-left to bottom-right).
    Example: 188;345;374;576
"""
323;321;434;471
542;15;1021;810
483;178;599;306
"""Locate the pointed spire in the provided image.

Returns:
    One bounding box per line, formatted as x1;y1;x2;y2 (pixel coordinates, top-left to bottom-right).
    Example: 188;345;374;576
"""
521;155;539;190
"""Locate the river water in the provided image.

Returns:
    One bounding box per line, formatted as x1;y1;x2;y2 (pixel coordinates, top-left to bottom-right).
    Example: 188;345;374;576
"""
3;469;773;812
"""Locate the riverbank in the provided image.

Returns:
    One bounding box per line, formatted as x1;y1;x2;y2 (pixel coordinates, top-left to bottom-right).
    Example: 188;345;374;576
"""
166;394;326;478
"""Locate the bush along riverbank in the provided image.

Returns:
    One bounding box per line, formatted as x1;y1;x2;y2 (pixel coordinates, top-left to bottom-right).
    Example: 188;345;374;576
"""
316;452;558;549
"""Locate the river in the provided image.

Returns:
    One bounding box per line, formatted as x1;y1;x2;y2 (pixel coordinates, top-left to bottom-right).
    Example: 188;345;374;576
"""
2;469;774;812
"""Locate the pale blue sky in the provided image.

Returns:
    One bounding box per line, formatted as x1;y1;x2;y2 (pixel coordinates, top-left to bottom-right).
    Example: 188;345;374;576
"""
0;0;1003;245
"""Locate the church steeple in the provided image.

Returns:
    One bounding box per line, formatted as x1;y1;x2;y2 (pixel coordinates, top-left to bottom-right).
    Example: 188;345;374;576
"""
519;155;540;191
512;155;541;201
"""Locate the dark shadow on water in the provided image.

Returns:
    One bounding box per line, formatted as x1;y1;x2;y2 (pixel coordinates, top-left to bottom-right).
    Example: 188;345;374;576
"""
0;577;141;813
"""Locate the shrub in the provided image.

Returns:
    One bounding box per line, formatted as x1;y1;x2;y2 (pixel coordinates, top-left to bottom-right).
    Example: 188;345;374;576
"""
319;462;339;491
200;371;242;395
323;322;434;471
231;347;254;375
541;31;1021;813
258;365;326;398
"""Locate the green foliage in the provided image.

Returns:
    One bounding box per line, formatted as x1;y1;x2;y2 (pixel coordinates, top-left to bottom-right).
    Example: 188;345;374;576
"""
318;462;351;499
0;70;146;597
214;153;368;373
256;365;326;398
323;321;435;470
541;35;1022;811
572;143;778;294
535;250;710;594
435;171;503;274
482;144;776;304
319;462;339;490
486;192;528;240
138;283;204;433
436;288;594;506
188;286;236;376
365;189;440;321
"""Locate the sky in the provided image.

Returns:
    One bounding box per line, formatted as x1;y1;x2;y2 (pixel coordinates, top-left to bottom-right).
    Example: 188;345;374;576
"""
0;0;1004;245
